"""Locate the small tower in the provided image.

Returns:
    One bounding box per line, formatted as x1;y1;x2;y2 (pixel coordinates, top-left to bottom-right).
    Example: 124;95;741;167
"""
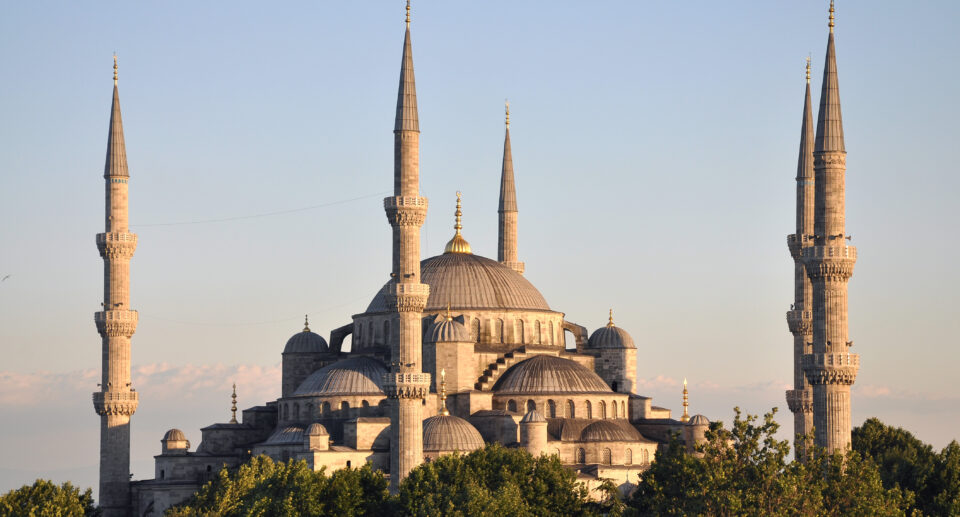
681;378;689;423
519;409;547;457
498;100;524;274
229;383;238;424
802;0;859;452
585;310;637;393
382;0;431;491
281;315;329;397
92;56;139;517
785;56;816;450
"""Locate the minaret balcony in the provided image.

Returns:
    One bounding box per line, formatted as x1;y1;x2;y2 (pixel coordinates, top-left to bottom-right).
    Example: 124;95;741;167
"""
785;310;813;334
802;245;856;280
382;283;430;313
384;196;428;227
785;389;813;413
96;232;137;259
92;390;139;416
95;309;138;337
382;372;430;399
787;234;814;258
802;352;859;386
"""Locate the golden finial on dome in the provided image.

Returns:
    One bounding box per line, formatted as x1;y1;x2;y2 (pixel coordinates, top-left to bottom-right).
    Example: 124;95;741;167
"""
445;303;452;321
405;0;411;27
505;99;510;129
829;0;835;33
806;56;811;84
439;368;449;416
443;191;472;254
303;314;310;332
681;378;689;423
230;383;238;424
607;309;615;328
113;54;118;86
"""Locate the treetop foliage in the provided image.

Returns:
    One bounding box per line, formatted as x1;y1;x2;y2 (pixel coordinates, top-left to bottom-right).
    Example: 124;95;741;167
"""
0;479;99;517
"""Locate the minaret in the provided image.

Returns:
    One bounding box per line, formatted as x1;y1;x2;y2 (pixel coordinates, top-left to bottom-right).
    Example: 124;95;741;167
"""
785;57;816;449
802;1;859;453
382;0;431;491
498;101;524;274
93;56;139;516
681;378;689;423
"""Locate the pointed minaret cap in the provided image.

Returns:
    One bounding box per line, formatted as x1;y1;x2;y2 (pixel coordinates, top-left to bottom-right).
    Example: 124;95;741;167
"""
444;192;472;254
105;55;129;178
816;0;845;153
395;0;419;132
499;101;517;213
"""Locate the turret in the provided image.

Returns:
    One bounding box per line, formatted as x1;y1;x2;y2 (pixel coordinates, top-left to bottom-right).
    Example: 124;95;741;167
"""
498;101;524;274
93;56;139;517
382;0;431;491
802;1;859;452
585;310;637;393
519;409;547;457
281;316;329;397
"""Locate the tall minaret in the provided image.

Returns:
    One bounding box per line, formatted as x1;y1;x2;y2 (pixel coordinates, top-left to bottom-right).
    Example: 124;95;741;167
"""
498;101;524;274
382;1;431;490
802;1;859;453
93;56;139;516
786;57;816;449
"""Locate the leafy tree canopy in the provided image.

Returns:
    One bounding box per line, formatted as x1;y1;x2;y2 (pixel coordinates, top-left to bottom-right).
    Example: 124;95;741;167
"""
0;479;99;517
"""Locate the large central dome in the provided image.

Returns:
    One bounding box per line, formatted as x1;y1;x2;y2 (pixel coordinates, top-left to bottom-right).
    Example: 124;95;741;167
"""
366;253;550;313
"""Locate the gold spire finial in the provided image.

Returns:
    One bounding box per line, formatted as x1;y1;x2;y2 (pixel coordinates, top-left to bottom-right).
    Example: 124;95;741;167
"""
303;314;310;332
607;309;615;327
444;192;472;254
505;99;510;129
681;378;689;423
230;383;238;424
829;0;835;33
806;56;811;83
439;368;449;416
405;0;411;27
445;303;452;321
113;54;118;86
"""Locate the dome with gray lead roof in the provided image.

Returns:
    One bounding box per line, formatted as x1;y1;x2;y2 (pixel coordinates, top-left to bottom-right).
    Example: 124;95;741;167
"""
580;420;643;442
687;414;710;426
588;319;636;349
422;414;485;452
305;423;329;436
426;316;471;343
366;253;550;313
162;429;186;441
284;329;329;354
293;356;387;396
493;355;613;394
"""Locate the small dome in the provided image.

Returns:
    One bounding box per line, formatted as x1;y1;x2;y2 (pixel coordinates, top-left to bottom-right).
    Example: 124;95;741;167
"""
162;429;186;441
580;420;642;442
284;329;329;354
426;316;471;343
423;415;485;452
587;314;635;349
493;355;613;394
520;410;546;424
293;356;387;396
687;414;710;426
305;423;329;436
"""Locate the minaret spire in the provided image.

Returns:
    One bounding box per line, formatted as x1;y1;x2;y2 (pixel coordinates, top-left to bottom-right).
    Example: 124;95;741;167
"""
802;0;858;453
498;100;524;274
94;55;139;517
230;383;238;424
681;378;690;423
383;0;431;492
786;57;816;453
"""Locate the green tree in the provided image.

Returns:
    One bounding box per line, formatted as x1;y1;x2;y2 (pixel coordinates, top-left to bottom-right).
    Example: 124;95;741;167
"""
166;455;390;517
396;443;593;517
0;479;99;517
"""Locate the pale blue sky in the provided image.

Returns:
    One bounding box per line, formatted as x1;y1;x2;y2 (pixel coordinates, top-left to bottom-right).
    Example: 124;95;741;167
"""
1;1;959;495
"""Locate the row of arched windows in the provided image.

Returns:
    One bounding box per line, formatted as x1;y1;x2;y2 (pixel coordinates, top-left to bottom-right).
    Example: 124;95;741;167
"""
355;320;392;347
280;399;379;422
574;447;650;465
505;398;628;419
354;316;567;346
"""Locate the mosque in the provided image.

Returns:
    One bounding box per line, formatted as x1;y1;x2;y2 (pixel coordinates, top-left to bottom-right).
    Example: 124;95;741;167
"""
90;3;858;516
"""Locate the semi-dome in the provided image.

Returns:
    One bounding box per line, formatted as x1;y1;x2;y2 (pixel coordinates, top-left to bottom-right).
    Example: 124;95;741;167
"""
687;414;710;426
305;422;329;436
426;315;471;343
366;253;550;313
293;356;387;396
587;312;635;349
264;425;306;445
422;414;485;452
492;355;613;394
580;420;642;442
284;317;329;353
162;429;186;441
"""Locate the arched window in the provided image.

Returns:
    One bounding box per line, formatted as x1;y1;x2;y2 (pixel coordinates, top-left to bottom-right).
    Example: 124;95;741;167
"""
567;400;575;418
599;401;607;419
526;400;536;413
612;400;618;419
160;470;165;480
547;400;556;418
626;448;633;465
472;318;481;343
642;449;649;464
306;403;313;418
322;401;331;414
534;321;541;344
383;321;391;344
586;401;593;419
293;403;300;420
577;448;586;464
549;321;555;345
507;400;517;413
602;448;612;465
340;401;349;412
517;320;525;344
368;322;374;344
497;319;504;343
362;400;370;409
283;404;289;420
